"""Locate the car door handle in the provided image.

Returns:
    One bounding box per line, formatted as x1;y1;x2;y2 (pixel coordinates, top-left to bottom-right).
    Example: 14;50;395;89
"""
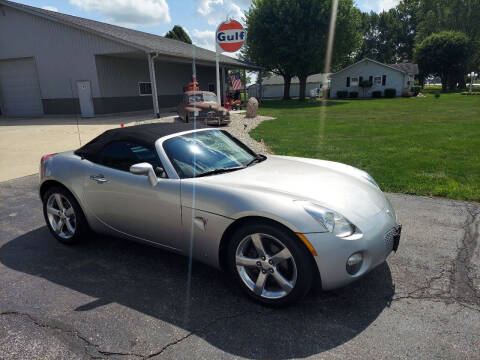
90;174;108;183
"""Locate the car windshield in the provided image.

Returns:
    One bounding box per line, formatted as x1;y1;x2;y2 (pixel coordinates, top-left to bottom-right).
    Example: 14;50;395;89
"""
188;93;217;103
163;130;258;178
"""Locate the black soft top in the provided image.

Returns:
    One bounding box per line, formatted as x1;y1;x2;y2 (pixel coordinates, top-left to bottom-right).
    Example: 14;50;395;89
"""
74;122;205;162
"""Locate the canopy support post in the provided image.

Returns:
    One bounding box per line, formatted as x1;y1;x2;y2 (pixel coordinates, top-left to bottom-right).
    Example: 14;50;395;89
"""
148;52;160;118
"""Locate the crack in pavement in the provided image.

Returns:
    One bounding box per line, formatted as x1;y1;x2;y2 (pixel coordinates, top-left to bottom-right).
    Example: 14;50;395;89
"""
0;308;275;359
392;204;480;311
451;205;480;304
143;308;275;359
0;311;144;359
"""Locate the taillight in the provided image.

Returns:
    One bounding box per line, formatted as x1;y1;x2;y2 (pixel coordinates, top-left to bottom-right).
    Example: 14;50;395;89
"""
41;153;56;163
40;153;57;179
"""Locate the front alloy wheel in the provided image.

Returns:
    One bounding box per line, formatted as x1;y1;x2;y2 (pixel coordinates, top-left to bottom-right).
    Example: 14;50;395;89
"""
236;233;297;299
228;222;314;306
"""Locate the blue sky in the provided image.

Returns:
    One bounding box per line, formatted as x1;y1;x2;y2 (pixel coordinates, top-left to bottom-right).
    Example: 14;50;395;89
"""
14;0;399;52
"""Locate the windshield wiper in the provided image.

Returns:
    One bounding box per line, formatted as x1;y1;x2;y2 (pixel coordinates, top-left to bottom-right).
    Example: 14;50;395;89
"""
246;154;267;167
195;166;246;178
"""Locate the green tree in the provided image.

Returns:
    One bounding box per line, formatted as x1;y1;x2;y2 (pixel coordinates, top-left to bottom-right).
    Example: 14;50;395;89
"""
242;0;297;99
414;31;472;91
415;0;480;86
244;0;362;101
355;0;420;64
165;25;192;44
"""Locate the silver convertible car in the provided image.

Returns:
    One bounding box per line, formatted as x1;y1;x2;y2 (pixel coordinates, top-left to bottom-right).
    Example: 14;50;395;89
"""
39;123;401;306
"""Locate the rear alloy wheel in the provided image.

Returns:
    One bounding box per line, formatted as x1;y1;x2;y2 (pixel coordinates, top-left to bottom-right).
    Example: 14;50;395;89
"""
228;223;314;306
42;187;89;244
46;193;76;240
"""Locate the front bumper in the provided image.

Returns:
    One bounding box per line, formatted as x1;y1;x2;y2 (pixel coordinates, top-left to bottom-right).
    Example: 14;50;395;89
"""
304;209;400;290
197;116;230;125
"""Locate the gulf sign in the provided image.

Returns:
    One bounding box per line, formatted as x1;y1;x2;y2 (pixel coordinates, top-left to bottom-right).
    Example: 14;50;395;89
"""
216;19;246;53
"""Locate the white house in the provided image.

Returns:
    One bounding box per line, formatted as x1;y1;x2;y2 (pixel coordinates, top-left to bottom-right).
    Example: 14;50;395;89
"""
329;58;419;98
248;73;330;99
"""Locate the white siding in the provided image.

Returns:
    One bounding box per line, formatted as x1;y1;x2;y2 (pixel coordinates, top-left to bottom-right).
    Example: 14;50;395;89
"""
0;7;137;99
261;82;324;98
95;56;216;98
330;59;406;98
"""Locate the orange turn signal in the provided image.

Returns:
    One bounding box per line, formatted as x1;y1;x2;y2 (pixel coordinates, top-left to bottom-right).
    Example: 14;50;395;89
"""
296;233;318;256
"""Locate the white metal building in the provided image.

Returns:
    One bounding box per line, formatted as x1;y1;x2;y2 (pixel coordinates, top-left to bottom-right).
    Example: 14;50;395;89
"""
329;58;419;98
248;73;330;99
0;0;260;118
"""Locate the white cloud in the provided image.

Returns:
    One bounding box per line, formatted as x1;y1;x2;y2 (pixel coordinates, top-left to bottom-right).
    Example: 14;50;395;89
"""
42;5;58;12
359;0;399;12
191;29;216;51
196;0;245;26
69;0;171;27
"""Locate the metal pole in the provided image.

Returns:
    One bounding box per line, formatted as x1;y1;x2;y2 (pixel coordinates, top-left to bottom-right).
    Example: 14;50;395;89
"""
222;66;226;106
215;48;221;105
470;72;473;94
243;70;247;106
147;53;160;118
258;71;263;103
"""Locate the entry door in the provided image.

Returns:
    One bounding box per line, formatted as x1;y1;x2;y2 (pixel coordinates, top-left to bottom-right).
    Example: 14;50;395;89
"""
83;163;183;251
76;80;95;118
0;58;44;117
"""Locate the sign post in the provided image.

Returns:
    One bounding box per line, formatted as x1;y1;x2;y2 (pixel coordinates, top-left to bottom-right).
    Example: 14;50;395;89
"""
215;19;246;105
215;50;221;105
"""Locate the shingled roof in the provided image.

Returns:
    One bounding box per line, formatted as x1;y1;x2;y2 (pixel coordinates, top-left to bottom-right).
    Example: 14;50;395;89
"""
389;62;419;76
0;0;261;70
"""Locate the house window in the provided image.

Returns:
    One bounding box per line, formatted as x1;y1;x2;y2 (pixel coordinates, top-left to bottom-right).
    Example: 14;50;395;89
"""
208;83;215;92
138;82;152;96
346;77;350;87
382;75;387;86
374;76;382;85
351;77;359;86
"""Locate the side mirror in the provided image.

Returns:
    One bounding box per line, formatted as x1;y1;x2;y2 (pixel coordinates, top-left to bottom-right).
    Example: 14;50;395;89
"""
130;162;158;186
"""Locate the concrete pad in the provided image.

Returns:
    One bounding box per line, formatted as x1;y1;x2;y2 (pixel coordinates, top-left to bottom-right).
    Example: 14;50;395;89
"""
0;113;176;182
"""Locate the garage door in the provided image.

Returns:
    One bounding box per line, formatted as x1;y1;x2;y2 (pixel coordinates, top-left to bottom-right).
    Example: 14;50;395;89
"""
0;58;43;117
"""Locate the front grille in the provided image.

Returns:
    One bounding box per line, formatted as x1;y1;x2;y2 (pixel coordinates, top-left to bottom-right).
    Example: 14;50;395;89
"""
384;226;401;251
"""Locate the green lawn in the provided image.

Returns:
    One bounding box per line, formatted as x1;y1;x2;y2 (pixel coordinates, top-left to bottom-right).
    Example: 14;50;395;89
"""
250;93;480;202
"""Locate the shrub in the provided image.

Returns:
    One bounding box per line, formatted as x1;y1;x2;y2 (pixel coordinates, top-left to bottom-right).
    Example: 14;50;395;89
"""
412;86;421;96
349;91;358;98
434;92;441;98
372;91;382;98
337;91;348;98
384;88;396;98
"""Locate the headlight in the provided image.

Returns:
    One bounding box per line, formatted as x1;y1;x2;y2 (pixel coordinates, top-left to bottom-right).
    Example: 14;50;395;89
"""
223;110;227;115
295;201;356;238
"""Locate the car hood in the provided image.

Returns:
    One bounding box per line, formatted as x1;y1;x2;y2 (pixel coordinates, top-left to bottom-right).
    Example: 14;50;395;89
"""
197;155;387;224
186;102;227;112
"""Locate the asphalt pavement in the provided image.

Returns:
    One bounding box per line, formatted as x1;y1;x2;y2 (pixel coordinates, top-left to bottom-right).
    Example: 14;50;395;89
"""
0;174;479;359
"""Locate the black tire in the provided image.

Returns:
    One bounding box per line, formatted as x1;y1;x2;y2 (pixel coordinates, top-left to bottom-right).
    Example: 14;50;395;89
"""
42;186;90;245
227;221;315;307
185;115;189;123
